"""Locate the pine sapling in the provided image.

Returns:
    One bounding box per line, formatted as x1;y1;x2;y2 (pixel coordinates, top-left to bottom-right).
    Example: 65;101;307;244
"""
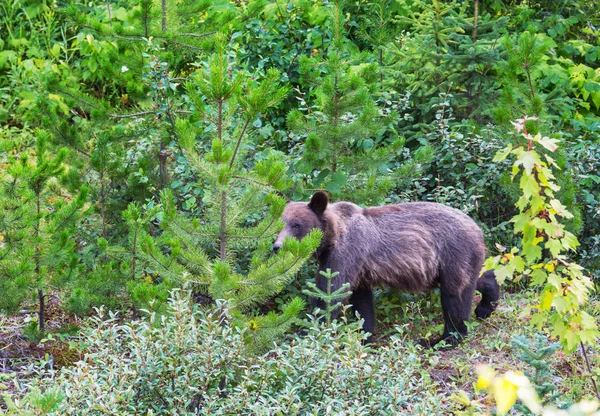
303;268;352;328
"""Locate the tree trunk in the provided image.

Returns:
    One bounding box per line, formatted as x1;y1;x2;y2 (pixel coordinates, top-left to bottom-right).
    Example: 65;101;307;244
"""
38;289;45;333
161;0;167;32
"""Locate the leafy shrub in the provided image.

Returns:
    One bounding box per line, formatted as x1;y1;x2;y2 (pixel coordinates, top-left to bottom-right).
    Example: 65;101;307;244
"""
486;117;598;352
9;290;441;415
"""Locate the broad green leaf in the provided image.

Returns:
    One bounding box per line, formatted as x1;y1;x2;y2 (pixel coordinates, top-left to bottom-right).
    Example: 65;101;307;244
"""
531;268;547;286
512;256;525;273
592;91;600;110
563;329;579;352
484;256;500;271
510;213;530;232
546;239;562;257
295;159;313;175
522;243;542;263
562;232;580;251
494;265;513;285
549;199;573;218
324;181;341;193
331;171;347;185
529;195;545;215
493;145;513;162
516;151;538;175
520;173;540;198
547;272;561;289
112;7;129;21
88;57;98;73
314;169;330;185
552;296;570;314
531;311;547;328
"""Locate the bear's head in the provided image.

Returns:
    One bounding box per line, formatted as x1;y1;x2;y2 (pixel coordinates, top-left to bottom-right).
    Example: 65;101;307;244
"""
272;191;329;253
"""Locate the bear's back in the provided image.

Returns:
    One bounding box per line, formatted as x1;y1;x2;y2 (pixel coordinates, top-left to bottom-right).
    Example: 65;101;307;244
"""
323;200;486;292
363;202;482;238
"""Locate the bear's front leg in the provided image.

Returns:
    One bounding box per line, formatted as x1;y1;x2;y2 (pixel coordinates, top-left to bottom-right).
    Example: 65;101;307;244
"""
349;285;375;342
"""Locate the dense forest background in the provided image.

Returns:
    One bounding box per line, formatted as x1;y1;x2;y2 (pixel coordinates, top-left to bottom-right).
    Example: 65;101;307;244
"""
1;0;599;414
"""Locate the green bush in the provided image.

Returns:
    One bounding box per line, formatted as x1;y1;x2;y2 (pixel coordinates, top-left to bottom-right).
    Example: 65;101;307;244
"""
9;290;441;415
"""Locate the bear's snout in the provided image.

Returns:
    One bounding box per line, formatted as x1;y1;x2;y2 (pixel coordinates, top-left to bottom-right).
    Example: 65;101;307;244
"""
272;242;282;253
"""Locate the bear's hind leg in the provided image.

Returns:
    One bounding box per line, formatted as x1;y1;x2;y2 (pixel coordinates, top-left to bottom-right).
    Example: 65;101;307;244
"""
425;278;475;349
349;285;375;342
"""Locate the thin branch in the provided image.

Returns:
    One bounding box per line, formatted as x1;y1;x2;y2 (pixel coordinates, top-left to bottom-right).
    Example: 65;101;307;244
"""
580;342;600;401
175;31;217;38
108;109;192;118
229;169;284;224
168;216;275;240
229;119;251;168
109;110;156;119
106;0;113;29
161;0;167;32
235;257;303;308
231;172;283;189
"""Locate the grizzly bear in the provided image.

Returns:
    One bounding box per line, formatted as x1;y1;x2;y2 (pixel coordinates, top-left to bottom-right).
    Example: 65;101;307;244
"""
273;191;500;348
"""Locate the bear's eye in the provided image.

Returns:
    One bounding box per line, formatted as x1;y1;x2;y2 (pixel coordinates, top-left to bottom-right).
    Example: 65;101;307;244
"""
292;223;301;229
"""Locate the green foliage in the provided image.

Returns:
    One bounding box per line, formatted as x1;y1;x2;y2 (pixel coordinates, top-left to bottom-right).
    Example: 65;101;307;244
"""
111;39;323;347
570;137;600;283
1;386;65;415
303;268;351;327
388;0;504;123
1;0;600;411
286;2;421;203
494;26;600;129
494;31;562;123
512;334;563;412
0;131;88;331
486;117;599;352
0;0;71;124
5;291;442;415
238;0;332;84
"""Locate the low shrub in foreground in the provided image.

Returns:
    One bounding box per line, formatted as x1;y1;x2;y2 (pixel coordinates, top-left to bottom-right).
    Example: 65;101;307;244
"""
4;290;440;415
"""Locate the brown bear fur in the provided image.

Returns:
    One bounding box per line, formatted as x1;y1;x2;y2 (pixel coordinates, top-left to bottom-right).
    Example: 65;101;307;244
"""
273;191;500;348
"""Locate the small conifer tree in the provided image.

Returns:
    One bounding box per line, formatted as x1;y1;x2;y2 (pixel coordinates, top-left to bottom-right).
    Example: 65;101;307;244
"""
287;1;411;204
388;0;504;122
0;131;88;332
120;38;322;348
493;31;560;124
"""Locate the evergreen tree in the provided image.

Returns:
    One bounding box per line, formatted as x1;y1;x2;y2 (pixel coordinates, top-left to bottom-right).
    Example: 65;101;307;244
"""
122;38;321;348
34;0;241;235
387;0;504;123
22;1;236;314
493;31;565;125
0;131;88;332
350;0;400;87
287;2;419;204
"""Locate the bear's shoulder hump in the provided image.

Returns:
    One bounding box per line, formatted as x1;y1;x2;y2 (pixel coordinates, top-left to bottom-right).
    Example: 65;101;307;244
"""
330;201;361;218
362;205;404;217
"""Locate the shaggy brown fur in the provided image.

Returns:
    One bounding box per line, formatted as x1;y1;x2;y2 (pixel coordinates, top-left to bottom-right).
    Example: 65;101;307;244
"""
273;191;500;348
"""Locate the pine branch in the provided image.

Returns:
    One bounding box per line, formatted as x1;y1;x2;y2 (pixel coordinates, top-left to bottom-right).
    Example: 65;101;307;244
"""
175;31;217;38
108;110;191;118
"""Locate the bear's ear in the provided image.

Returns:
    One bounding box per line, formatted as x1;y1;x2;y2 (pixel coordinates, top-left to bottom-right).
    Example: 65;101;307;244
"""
309;191;328;215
